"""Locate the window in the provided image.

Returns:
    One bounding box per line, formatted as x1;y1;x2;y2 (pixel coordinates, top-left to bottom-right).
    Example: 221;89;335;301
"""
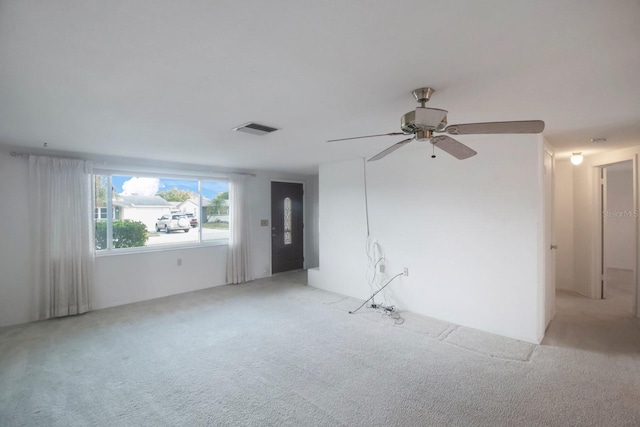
94;207;108;220
94;173;229;252
284;197;292;245
94;207;118;220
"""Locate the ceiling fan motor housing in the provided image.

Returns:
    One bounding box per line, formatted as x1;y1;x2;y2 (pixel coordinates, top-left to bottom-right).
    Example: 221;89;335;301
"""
401;107;448;135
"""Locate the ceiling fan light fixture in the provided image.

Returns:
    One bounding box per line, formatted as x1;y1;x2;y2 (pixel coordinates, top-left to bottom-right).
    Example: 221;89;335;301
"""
570;152;584;165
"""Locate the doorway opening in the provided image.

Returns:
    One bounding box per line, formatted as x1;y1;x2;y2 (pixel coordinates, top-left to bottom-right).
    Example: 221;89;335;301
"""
545;156;640;350
599;160;637;316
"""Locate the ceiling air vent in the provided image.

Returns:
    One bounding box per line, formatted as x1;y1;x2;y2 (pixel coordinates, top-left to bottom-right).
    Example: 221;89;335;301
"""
232;122;279;135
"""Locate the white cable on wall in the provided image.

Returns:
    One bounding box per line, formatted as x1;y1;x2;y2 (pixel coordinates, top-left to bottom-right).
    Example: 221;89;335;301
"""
362;157;370;237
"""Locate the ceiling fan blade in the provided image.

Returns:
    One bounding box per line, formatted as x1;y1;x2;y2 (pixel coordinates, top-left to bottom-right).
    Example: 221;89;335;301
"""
368;137;414;162
327;132;408;142
444;120;545;135
431;136;477;160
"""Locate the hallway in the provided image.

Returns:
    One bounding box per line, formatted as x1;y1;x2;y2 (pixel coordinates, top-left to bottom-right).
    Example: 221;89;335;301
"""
543;269;640;354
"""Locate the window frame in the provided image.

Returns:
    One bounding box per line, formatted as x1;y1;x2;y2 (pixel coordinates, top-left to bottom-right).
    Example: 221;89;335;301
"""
94;171;230;255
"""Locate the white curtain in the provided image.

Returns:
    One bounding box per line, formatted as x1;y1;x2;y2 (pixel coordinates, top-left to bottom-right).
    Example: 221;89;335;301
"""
29;155;94;319
226;174;251;284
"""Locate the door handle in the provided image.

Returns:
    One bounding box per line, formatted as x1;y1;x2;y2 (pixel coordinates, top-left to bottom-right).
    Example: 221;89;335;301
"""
550;244;558;250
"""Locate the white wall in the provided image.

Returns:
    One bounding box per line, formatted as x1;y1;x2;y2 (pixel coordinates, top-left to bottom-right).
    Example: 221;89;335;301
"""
93;245;228;309
571;155;596;297
310;158;368;298
605;161;635;271
246;174;272;278
310;135;546;344
554;160;575;291
0;152;33;327
0;150;319;327
305;177;320;269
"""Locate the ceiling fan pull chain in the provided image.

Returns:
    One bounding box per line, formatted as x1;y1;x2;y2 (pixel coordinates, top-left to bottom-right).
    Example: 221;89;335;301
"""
431;140;436;159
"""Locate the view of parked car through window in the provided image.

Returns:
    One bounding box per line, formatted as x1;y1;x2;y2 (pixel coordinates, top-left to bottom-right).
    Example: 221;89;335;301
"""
156;213;191;233
94;174;229;251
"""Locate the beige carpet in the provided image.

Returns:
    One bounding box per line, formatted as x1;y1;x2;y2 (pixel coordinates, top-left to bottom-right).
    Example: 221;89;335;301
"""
543;268;640;354
1;270;639;426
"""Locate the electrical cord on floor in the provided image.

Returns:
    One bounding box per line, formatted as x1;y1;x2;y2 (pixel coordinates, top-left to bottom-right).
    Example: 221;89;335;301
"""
382;307;405;325
349;272;404;314
367;303;405;324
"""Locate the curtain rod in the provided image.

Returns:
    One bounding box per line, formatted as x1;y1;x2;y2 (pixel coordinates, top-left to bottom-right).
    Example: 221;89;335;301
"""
96;163;257;178
10;150;257;177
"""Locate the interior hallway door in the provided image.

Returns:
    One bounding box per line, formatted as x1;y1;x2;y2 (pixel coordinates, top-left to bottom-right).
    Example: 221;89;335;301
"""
271;181;304;274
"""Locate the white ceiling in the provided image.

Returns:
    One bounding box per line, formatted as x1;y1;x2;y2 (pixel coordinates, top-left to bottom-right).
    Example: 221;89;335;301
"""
1;0;639;175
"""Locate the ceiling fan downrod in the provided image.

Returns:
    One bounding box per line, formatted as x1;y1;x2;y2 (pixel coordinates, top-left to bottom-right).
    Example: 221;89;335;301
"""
412;87;434;108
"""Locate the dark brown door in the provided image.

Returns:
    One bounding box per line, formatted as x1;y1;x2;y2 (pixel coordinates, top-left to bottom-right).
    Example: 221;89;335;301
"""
271;181;304;274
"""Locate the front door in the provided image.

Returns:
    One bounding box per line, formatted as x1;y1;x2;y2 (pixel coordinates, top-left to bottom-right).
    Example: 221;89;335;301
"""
271;182;304;274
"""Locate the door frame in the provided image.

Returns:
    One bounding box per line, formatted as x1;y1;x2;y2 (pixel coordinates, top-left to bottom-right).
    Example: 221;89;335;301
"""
592;155;639;316
270;179;305;276
543;146;556;329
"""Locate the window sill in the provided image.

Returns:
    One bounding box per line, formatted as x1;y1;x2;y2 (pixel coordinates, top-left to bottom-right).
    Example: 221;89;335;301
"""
95;240;228;257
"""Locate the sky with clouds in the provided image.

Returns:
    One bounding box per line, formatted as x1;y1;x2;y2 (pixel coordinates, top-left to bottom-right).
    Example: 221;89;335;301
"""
114;176;228;199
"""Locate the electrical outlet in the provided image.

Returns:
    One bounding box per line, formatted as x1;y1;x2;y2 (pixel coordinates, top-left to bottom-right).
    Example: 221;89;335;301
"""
403;267;409;277
379;264;385;273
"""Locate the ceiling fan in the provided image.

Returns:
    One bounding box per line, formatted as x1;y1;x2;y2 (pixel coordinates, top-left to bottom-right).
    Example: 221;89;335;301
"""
328;87;545;162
